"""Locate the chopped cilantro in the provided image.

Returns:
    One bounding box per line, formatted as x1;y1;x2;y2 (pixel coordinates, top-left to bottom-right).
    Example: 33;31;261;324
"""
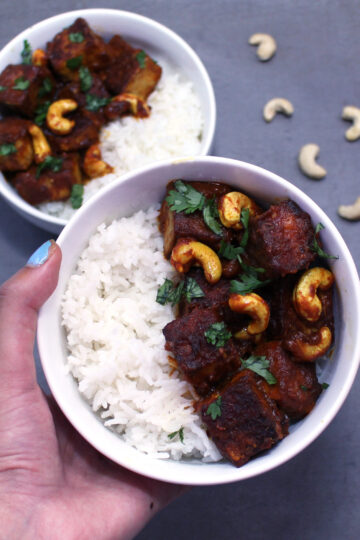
166;180;205;214
218;240;244;260
38;77;53;97
69;32;84;43
156;277;204;306
300;385;308;391
79;66;93;92
168;427;184;443
66;55;83;70
239;208;250;248
12;77;30;90
0;85;7;92
230;274;271;295
183;277;205;302
203;197;223;236
85;93;111;112
241;355;277;385
156;278;174;305
311;223;339;260
206;396;222;420
36;156;63;178
136;50;146;69
70;184;84;209
0;143;17;156
321;382;330;390
205;321;232;348
34;101;51;126
21;39;32;65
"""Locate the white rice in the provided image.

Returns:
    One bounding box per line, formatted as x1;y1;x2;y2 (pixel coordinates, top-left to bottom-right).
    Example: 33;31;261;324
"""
39;67;204;220
61;206;222;462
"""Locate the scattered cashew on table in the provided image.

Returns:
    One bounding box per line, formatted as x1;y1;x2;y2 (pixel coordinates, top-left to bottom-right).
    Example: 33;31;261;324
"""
263;98;294;122
248;33;277;61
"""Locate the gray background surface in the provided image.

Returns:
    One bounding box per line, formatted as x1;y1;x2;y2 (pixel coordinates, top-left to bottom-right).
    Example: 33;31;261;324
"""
0;1;359;539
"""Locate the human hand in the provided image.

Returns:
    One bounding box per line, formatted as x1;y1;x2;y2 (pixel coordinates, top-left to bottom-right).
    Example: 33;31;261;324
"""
0;241;184;540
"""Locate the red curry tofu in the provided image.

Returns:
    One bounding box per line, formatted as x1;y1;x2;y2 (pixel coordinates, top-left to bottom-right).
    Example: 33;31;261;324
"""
44;109;103;153
200;371;289;467
0;117;33;171
0;64;55;117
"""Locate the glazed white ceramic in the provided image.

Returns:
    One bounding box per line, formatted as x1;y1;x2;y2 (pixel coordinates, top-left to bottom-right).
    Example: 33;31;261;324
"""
38;156;360;485
0;9;216;233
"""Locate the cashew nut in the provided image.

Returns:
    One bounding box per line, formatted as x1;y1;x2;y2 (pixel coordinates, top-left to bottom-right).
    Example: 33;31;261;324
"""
32;48;48;67
338;196;360;221
298;144;327;179
342;105;360;141
218;191;260;229
293;267;334;322
83;144;114;178
248;33;277;61
229;293;270;340
28;124;51;164
112;93;150;118
263;98;294;123
170;238;222;284
287;327;332;361
46;99;78;135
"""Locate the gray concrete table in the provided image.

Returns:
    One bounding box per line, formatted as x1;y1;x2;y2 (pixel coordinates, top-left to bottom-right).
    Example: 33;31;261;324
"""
0;1;359;539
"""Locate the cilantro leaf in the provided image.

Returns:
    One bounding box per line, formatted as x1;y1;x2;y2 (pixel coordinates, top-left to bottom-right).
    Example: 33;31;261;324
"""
38;77;52;97
156;279;175;305
0;143;17;156
85;93;111;112
34;101;51;126
239;208;250;248
66;55;83;70
311;223;339;260
12;77;30;90
205;322;232;348
36;156;63;178
156;277;203;306
241;355;277;385
203;197;223;235
184;277;205;302
0;85;7;92
79;66;93;93
70;184;84;209
300;385;308;391
21;39;32;65
321;382;329;390
136;50;146;69
168;427;184;443
237;256;266;277
230;274;271;295
165;180;205;214
206;396;222;420
218;240;244;260
69;32;84;43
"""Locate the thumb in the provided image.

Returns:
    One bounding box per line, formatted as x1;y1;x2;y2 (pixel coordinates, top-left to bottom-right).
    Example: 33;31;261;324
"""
0;240;62;395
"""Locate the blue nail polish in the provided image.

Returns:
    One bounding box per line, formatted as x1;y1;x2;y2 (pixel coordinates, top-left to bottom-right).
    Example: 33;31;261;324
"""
27;240;52;267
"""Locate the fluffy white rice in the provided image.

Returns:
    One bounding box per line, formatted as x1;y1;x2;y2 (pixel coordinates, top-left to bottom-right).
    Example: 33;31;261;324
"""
61;206;221;462
39;67;204;220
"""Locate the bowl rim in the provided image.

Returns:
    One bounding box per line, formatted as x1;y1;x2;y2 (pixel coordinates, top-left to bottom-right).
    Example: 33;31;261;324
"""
0;8;216;230
38;155;360;485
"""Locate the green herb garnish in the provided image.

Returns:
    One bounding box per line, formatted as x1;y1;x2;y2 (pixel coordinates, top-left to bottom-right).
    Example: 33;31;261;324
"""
21;39;32;65
34;101;51;126
203;197;223;236
206;396;222;420
241;355;277;385
85;93;111;112
66;55;83;70
239;208;250;248
205;321;232;348
183;277;205;302
69;32;84;43
311;223;339;260
0;143;17;156
168;427;184;443
156;277;204;306
79;66;93;92
36;156;63;178
70;184;84;209
0;85;7;92
321;382;329;390
166;180;205;214
300;385;308;391
218;240;244;260
136;50;146;69
230;273;271;295
13;77;30;90
38;77;52;97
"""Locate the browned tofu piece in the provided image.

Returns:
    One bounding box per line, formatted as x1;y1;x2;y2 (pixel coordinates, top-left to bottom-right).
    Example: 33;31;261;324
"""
102;34;162;100
46;18;110;81
247;200;316;278
178;268;231;316
255;341;322;420
200;371;289;467
12;153;82;205
0;65;56;117
0;117;33;171
56;74;110;108
44;109;102;153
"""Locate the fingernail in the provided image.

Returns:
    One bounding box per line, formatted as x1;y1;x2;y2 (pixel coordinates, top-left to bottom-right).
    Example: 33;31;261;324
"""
26;240;53;267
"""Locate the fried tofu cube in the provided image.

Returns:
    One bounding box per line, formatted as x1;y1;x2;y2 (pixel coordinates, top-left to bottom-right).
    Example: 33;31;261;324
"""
0;118;33;171
44;109;102;153
0;64;56;117
200;371;289;467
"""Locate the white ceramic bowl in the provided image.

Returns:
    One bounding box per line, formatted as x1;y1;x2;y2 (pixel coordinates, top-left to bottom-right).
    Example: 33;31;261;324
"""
38;156;360;485
0;9;216;234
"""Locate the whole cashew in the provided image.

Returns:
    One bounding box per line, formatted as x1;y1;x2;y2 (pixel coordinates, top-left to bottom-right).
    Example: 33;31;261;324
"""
298;144;327;179
83;144;114;178
263;98;294;123
170;238;222;284
248;33;277;61
293;267;334;322
32;48;48;67
28;124;51;164
342;105;360;141
229;292;270;340
112;93;150;118
218;191;260;229
286;327;332;361
46;99;78;135
338;196;360;221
